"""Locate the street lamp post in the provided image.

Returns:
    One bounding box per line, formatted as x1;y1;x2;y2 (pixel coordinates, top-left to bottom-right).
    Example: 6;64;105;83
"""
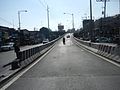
18;10;27;31
64;13;74;30
47;5;50;29
18;10;27;45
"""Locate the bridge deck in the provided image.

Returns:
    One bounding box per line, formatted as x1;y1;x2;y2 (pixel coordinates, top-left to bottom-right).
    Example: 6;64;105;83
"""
5;35;120;90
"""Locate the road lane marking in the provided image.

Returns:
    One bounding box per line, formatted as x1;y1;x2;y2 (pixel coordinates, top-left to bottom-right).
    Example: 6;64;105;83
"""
0;44;56;90
74;40;120;68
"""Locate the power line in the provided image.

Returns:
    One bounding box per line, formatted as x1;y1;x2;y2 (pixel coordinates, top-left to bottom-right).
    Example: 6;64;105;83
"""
0;16;13;25
37;0;50;29
38;0;46;10
0;16;18;28
43;0;48;6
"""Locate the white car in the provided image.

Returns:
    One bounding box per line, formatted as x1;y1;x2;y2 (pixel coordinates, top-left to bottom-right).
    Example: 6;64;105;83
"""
1;42;14;51
66;35;70;38
42;39;49;44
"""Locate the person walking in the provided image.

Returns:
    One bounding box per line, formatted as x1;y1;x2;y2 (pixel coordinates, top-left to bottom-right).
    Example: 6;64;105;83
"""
63;37;65;45
13;42;20;59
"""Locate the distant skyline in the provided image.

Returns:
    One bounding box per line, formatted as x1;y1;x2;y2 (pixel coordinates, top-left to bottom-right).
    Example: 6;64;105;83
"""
0;0;119;31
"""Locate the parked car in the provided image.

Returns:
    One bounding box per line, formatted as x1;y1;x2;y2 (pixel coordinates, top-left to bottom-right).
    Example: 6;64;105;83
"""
42;39;49;44
1;42;14;51
66;35;70;38
95;37;112;43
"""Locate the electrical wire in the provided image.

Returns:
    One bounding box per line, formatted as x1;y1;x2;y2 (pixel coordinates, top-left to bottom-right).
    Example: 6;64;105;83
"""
38;0;47;10
0;16;13;26
0;16;18;28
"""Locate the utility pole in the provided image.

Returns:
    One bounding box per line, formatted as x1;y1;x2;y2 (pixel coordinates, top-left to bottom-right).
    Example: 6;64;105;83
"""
96;0;110;18
119;0;120;14
47;5;50;29
72;14;74;29
90;0;93;41
90;0;92;21
18;11;21;31
104;0;107;18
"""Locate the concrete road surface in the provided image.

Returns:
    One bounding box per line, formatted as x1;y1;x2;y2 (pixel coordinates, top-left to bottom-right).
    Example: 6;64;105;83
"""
2;35;120;90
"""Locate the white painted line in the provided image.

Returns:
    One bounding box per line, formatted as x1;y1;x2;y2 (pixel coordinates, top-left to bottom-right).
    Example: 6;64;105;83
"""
74;40;120;68
0;45;56;90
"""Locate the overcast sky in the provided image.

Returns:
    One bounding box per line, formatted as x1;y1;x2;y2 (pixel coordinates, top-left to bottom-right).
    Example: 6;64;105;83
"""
0;0;119;31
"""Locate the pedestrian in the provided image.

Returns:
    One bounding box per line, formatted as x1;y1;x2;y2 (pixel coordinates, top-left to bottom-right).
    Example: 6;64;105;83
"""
13;42;20;59
63;37;65;45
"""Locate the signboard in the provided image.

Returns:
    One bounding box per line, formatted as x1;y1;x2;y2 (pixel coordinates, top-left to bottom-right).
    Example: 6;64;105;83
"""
96;0;110;2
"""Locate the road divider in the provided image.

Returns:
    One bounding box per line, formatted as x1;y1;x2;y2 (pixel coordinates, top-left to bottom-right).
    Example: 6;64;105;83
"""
73;36;120;63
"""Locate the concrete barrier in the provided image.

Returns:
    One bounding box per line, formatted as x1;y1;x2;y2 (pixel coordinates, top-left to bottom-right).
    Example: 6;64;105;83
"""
111;46;120;62
96;44;120;62
73;36;120;63
11;36;62;70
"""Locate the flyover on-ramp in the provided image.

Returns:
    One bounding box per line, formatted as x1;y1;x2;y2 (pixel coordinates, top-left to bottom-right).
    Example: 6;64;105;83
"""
1;34;120;90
